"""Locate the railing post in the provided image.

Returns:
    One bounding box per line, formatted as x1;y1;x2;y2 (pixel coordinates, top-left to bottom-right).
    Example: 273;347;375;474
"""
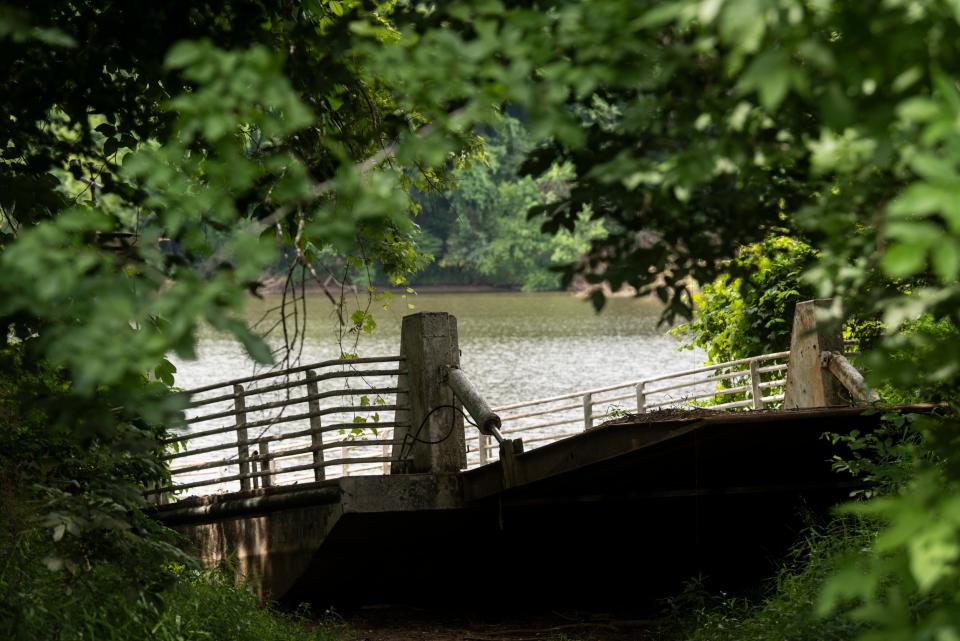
234;384;251;492
250;452;260;490
749;359;764;409
478;434;489;465
258;440;273;488
390;312;466;474
145;482;168;506
583;392;593;431
636;382;646;413
305;370;325;482
500;438;525;488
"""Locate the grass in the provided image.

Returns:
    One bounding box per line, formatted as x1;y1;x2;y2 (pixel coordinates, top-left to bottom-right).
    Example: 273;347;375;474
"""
661;517;875;641
0;527;347;641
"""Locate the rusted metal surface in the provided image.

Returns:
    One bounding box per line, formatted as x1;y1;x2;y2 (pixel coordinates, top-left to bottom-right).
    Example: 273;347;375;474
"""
444;366;502;435
460;405;932;502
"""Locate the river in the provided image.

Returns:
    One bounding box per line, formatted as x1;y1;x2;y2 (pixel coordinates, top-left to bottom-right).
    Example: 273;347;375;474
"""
171;291;706;405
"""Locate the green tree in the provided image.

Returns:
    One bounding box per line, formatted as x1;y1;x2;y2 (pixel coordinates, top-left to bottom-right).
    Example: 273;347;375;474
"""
0;3;438;637
417;116;605;290
675;235;817;364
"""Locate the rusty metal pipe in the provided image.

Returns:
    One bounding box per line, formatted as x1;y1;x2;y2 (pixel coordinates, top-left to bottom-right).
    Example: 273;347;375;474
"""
444;366;503;441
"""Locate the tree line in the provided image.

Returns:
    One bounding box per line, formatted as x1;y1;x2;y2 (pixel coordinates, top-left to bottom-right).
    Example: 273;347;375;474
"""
413;115;606;290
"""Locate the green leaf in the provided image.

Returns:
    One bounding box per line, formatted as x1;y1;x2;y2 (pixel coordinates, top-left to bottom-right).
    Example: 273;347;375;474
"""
897;97;941;122
888;182;951;218
909;521;960;591
164;40;207;69
31;27;75;47
350;309;365;327
103;137;119;157
882;242;927;278
236;331;273;364
886;220;942;245
738;50;791;111
817;563;882;617
932;241;960;283
719;0;767;54
635;2;687;28
909;154;960;184
932;68;960;115
154;358;177;387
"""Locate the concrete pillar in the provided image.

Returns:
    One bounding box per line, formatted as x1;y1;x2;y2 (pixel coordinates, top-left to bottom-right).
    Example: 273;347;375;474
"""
391;312;466;473
783;299;845;409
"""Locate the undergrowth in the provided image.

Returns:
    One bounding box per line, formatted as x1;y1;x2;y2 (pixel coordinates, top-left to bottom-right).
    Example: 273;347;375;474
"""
0;345;346;641
1;529;346;641
665;517;877;641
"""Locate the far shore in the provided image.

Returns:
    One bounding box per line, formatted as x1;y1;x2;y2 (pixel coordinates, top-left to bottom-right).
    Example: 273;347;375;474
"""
257;277;654;299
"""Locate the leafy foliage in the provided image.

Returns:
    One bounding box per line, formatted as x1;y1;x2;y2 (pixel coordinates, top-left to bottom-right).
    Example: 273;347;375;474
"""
4;2;960;640
2;541;342;641
416;116;606;290
0;3;431;637
674;236;816;364
673;518;875;641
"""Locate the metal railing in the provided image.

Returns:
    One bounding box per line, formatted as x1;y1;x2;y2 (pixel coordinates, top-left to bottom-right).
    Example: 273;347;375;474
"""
154;341;862;493
149;356;410;499
462;351;789;468
463;341;860;468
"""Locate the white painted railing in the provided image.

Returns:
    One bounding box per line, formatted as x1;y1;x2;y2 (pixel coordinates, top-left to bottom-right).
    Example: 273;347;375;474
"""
463;341;860;468
464;350;794;468
150;356;410;500
159;341;859;494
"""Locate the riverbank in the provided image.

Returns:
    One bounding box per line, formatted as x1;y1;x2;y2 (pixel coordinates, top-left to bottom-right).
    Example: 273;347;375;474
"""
257;277;648;298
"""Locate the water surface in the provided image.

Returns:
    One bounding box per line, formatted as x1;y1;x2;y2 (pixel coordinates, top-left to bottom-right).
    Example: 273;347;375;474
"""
172;292;707;405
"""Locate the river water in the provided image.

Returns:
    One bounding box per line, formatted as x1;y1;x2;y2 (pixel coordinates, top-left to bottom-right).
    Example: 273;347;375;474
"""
171;291;706;404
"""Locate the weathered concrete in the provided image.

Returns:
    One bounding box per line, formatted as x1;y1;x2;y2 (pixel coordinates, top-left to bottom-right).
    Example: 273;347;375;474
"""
783;299;846;408
158;474;462;600
391;313;466;474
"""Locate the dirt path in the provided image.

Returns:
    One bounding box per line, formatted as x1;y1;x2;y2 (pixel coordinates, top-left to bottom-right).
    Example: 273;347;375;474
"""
337;606;670;641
